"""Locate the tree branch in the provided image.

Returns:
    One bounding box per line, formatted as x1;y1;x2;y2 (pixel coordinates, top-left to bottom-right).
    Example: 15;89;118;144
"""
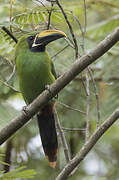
1;26;18;43
0;79;20;93
56;107;119;180
47;2;54;29
55;0;79;59
85;70;90;141
56;101;86;114
74;76;119;82
0;27;119;145
61;127;85;132
88;68;101;128
54;110;70;163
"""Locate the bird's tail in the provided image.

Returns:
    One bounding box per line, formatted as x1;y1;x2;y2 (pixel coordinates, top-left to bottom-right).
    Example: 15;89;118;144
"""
37;104;58;168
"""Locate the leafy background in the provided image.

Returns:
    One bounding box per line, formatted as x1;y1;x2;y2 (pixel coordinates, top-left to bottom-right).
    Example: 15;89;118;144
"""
0;0;119;179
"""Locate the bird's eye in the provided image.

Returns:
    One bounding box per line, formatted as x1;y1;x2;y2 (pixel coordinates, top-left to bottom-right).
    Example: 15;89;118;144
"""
29;36;34;40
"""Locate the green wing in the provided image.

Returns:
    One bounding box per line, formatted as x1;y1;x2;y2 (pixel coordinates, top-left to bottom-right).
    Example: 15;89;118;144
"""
51;61;57;80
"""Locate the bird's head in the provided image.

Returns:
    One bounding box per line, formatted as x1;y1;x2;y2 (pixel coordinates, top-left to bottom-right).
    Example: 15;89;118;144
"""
27;29;66;52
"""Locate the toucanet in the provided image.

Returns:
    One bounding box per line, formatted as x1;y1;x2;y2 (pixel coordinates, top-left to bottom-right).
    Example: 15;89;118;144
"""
15;29;66;168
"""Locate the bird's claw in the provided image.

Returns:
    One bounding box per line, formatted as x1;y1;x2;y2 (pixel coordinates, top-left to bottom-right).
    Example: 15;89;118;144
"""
54;94;58;99
22;106;28;116
45;84;51;93
45;84;58;99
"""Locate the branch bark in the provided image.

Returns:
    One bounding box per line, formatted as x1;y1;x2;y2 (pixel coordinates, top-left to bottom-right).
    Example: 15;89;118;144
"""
54;110;70;163
56;107;119;180
0;27;119;145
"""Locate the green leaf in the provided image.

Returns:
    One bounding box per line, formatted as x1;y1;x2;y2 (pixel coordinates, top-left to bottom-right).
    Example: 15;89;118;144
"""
28;13;33;23
38;12;45;22
33;12;39;24
0;160;9;166
0;166;37;179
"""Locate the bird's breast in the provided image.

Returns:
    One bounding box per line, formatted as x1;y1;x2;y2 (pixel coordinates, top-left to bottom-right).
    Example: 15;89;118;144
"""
16;51;55;104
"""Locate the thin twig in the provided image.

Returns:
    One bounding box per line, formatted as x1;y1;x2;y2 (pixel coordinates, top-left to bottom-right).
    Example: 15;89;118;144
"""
2;26;18;43
88;68;101;128
10;0;13;32
6;65;16;82
33;0;54;30
85;70;90;141
46;0;56;2
81;0;87;53
33;0;47;8
0;79;20;93
70;7;90;179
83;0;87;43
64;38;74;49
81;74;87;95
51;45;69;60
73;14;84;36
62;127;86;132
54;109;70;163
74;75;119;82
81;0;90;142
56;107;119;180
55;0;79;59
56;101;86;114
47;2;54;29
81;0;100;130
71;11;87;57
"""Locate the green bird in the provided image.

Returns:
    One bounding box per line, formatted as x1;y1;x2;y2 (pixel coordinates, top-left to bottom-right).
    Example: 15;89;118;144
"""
15;29;66;168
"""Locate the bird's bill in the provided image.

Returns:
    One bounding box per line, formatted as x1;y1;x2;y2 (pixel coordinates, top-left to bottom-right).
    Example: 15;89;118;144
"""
32;29;66;47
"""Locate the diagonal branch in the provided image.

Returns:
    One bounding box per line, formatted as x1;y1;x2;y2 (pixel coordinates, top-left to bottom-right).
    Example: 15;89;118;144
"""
0;79;20;93
56;107;119;180
56;101;86;114
0;27;119;145
2;26;18;43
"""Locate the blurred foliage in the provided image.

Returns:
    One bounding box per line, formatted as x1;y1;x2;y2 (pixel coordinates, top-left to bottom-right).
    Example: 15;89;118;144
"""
0;166;37;179
0;0;119;179
0;153;36;179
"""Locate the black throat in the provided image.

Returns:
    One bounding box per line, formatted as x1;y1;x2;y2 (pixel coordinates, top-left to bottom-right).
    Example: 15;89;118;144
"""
27;36;46;52
30;45;46;52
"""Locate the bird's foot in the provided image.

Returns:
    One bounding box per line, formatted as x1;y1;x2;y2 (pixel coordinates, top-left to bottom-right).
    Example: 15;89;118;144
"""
45;84;58;99
45;84;51;93
22;106;28;116
54;94;58;99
